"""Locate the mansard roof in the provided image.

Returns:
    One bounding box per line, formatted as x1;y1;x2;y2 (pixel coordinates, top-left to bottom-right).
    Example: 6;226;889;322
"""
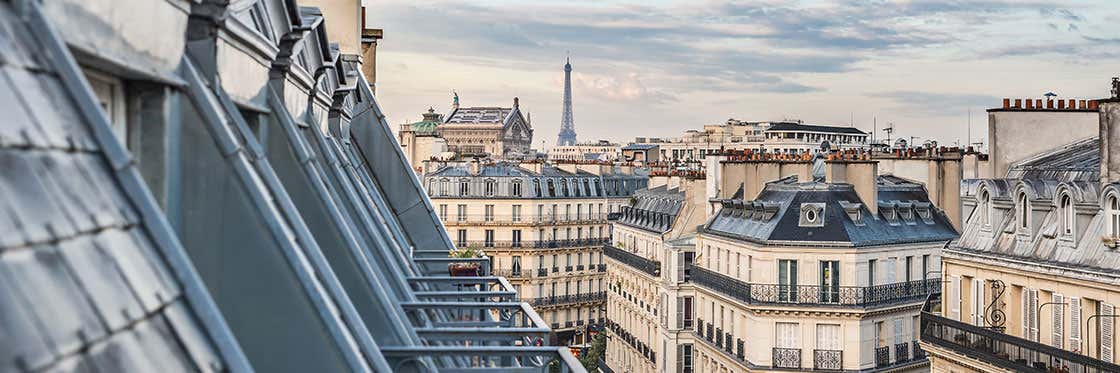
445;106;513;124
1006;137;1099;181
616;186;687;233
703;176;958;247
765;122;869;135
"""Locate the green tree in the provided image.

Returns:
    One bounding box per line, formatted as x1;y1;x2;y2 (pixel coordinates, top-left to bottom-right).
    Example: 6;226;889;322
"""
579;333;607;371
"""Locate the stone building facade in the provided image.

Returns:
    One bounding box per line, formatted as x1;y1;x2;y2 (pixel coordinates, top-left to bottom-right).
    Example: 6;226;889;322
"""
423;161;647;346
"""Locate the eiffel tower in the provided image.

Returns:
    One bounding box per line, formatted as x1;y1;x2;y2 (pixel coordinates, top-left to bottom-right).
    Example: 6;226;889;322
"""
556;57;578;146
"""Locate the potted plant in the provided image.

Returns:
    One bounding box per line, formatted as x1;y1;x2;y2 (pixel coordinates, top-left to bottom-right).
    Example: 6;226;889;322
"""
1103;235;1118;249
448;246;482;276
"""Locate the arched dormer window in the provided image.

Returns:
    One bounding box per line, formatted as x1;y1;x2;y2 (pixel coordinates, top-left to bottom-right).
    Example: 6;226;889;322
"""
1017;192;1030;230
512;180;523;197
1109;195;1120;239
439;178;450;196
1060;193;1074;236
560;179;570;197
533;179;541;196
459;179;470;196
547;179;555;197
979;190;991;226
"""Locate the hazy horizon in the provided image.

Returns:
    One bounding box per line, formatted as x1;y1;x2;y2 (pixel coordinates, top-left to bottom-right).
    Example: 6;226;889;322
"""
367;0;1120;150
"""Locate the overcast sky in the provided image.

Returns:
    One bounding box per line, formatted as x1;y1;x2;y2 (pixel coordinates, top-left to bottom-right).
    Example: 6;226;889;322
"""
366;0;1120;150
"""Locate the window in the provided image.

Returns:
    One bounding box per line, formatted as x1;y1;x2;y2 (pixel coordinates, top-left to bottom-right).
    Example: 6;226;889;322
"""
484;230;494;247
457;204;467;222
979;190;991;226
778;260;798;302
1018;192;1029;230
484;205;494;222
512;230;522;247
816;324;841;352
438;204;447;221
677;344;693;373
565;204;571;221
512;180;522;197
868;259;877;286
84;68;129;146
875;321;886;347
820;261;839;303
484;180;495;196
576;204;582;220
905;256;913;282
776;322;799;348
460;179;469;195
512;205;521;222
511;256;522;276
1109;195;1120;238
456;229;467;246
1060;194;1074;236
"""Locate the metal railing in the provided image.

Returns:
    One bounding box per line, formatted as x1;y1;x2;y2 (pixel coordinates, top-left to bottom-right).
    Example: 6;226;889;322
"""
603;244;660;277
692;266;938;308
920;293;1120;373
527;292;606;308
912;340;925;360
454;238;610;249
875;346;890;368
772;347;801;369
813;349;842;371
895;342;911;363
441;214;609;226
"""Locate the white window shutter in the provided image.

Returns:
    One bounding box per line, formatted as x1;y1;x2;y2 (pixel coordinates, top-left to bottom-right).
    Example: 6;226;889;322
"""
1052;293;1064;349
676;251;685;283
977;279;986;327
950;276;961;321
1030;289;1040;342
1022;288;1030;338
1070;297;1082;353
676;296;684;330
970;280;979;325
1103;303;1115;363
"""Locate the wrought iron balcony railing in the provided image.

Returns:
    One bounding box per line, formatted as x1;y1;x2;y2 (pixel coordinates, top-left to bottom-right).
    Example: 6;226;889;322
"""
895;342;910;363
912;340;925;360
692;266;938;308
455;238;611;250
813;349;842;371
874;346;890;368
441;214;609;226
920;293;1120;373
773;347;801;369
603;244;661;277
527;292;607;308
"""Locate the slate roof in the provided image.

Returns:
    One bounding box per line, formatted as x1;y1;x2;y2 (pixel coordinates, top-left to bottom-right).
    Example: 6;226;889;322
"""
0;3;240;371
617;186;686;233
445;107;511;124
703;176;958;247
765;122;868;135
622;144;659;150
1006;137;1099;181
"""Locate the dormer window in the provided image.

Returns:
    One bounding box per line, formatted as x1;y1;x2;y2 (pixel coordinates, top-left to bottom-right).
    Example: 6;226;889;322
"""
898;202;914;224
1018;192;1030;230
881;203;899;225
839;201;864;225
484;179;496;196
799;203;825;227
915;202;934;224
1060;194;1073;236
459;179;469;195
979;190;991;226
1108;195;1120;239
512;180;523;197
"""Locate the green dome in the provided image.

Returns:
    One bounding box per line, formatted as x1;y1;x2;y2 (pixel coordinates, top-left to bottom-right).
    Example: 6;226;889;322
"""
410;119;440;134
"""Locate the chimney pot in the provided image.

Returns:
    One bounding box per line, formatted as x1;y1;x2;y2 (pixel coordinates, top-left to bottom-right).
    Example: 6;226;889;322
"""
1002;98;1010;108
1026;99;1034;109
1058;100;1066;109
1014;99;1022;108
1080;100;1087;109
1069;99;1076;108
1047;99;1054;109
1036;99;1043;108
1090;100;1099;110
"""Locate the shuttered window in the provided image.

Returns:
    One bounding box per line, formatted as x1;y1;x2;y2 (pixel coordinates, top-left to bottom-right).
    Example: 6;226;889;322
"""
1103;303;1115;363
1030;289;1040;341
949;276;961;321
1070;297;1082;353
971;278;986;326
1052;293;1064;349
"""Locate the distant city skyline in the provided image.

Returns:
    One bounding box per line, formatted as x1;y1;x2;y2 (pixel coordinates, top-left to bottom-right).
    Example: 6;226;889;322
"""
367;0;1120;149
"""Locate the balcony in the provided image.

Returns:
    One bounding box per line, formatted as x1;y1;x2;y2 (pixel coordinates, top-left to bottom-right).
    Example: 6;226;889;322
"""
442;214;607;226
895;342;910;363
813;349;842;371
875;346;890;368
603;244;661;277
527;292;607;308
773;347;802;369
920;293;1120;373
597;264;607;272
456;238;610;250
692;266;938;308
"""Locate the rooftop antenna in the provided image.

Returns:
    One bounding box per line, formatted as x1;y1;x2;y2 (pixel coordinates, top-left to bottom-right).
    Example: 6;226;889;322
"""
883;122;894;146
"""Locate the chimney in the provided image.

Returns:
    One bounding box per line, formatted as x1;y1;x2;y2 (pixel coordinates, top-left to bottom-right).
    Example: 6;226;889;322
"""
468;158;482;176
1100;78;1120;184
1002;98;1010;108
825;160;879;215
1014;99;1022;108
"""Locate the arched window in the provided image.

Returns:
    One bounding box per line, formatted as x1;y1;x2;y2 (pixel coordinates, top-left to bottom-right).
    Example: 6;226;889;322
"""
1109;195;1120;238
979;190;990;226
547;180;555;196
1018;192;1029;230
533;179;541;196
1060;194;1073;235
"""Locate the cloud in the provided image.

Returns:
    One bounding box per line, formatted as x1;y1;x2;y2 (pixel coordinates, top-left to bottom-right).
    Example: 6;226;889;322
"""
569;72;677;103
868;91;999;116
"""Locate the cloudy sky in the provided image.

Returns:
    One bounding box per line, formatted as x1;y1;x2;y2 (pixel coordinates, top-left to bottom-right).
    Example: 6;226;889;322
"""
366;0;1120;150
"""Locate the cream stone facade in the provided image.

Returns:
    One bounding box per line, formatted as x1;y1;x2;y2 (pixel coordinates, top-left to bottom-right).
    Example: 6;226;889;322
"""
424;161;647;346
920;94;1120;373
630;120;869;164
604;155;959;373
